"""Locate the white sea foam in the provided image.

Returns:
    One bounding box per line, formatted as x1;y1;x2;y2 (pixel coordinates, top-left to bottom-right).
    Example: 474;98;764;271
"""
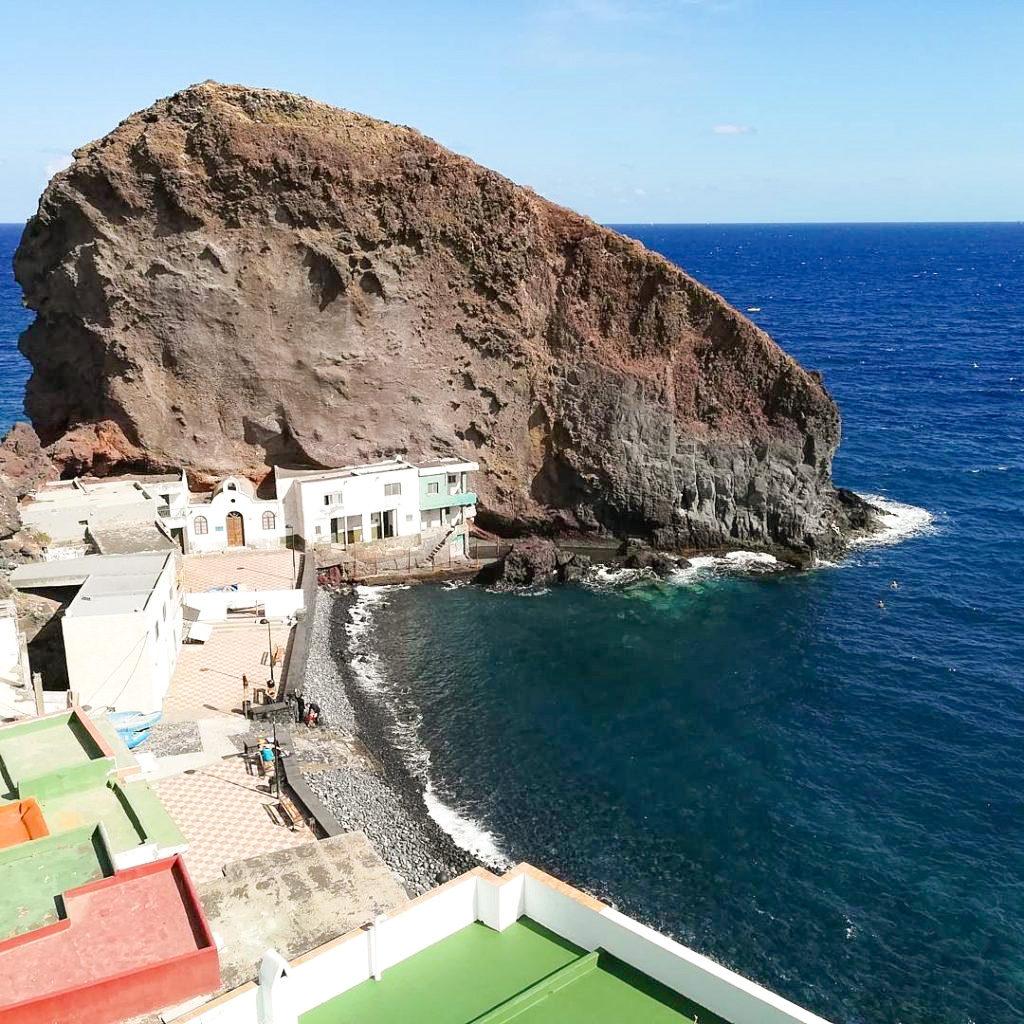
423;783;511;869
345;583;511;866
850;494;936;548
724;550;779;567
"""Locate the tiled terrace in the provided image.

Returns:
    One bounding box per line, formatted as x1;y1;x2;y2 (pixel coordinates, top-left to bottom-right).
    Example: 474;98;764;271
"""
162;622;293;721
181;549;300;593
153;758;314;884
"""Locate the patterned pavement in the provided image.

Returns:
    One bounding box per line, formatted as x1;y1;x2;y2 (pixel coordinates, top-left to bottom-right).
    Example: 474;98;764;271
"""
162;622;294;720
154;758;314;884
181;548;300;592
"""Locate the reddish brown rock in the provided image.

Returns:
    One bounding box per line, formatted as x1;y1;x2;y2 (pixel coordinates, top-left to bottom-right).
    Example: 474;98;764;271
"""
0;422;57;497
13;82;873;561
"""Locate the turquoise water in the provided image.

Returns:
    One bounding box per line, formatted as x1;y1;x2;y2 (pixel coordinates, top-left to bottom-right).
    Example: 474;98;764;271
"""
351;226;1024;1024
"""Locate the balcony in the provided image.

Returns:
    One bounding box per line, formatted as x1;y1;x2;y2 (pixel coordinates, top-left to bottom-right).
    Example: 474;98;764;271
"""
419;490;477;512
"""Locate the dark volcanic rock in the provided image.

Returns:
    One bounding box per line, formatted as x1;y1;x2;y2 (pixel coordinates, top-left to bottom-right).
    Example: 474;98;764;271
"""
15;81;873;560
621;540;684;578
496;538;559;587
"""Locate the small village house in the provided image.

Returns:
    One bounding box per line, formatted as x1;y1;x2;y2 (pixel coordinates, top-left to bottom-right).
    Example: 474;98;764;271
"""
275;456;478;557
184;475;285;553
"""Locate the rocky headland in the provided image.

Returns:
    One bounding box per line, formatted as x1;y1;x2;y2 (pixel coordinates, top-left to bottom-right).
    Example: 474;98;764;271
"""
13;81;878;566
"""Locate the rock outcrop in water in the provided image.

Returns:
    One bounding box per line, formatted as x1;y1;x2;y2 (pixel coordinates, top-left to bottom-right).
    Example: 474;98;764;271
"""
14;82;873;562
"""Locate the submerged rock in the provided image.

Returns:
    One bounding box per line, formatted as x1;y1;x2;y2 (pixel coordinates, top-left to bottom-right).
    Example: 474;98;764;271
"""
15;82;874;561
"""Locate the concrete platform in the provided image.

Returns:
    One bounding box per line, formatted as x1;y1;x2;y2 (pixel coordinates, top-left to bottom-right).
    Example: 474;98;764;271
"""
197;831;407;993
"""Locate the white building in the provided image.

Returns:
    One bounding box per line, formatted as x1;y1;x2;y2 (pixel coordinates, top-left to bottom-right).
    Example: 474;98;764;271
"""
9;552;182;714
275;457;478;557
20;474;186;560
184;476;286;553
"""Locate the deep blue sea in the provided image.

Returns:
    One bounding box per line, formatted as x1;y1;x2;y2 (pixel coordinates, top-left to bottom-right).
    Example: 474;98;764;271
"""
0;225;31;428
343;225;1024;1024
2;222;1022;1022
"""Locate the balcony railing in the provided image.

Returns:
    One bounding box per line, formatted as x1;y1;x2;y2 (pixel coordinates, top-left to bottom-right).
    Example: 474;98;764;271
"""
419;490;477;512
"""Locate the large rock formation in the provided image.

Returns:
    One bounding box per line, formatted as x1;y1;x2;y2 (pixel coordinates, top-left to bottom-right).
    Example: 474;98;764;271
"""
14;82;872;562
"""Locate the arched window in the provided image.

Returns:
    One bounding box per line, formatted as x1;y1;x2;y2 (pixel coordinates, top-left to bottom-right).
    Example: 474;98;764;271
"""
194;515;208;535
262;510;277;531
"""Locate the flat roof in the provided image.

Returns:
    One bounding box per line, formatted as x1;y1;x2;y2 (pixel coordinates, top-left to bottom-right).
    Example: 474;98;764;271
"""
300;920;723;1024
10;551;173;618
0;710;111;797
0;855;217;1015
90;523;176;556
274;458;413;484
0;825;113;939
416;458;480;473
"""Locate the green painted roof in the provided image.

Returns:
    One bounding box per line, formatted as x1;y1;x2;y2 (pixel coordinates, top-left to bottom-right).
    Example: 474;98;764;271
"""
300;920;727;1024
0;711;105;798
0;824;113;939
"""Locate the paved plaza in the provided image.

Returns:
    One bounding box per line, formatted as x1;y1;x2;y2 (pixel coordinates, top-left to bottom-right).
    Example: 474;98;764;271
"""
181;548;300;593
154;757;315;884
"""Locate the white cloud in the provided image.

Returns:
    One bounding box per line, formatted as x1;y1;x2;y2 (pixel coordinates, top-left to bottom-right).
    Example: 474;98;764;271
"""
712;124;755;135
633;187;647;196
44;153;74;179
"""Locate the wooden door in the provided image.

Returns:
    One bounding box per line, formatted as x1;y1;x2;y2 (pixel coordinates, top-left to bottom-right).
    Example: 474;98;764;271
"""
226;512;245;546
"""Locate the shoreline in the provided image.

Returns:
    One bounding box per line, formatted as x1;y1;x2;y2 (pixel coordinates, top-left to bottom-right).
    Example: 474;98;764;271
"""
293;492;934;896
296;587;480;895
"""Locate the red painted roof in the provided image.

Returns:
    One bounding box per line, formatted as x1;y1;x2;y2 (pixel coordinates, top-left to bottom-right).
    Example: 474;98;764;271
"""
0;855;219;1024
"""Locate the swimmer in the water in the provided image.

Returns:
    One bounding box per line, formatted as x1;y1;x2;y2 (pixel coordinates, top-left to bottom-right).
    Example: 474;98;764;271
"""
890;580;900;590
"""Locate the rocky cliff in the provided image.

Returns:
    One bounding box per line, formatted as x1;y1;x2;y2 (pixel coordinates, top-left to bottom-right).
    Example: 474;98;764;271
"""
14;82;873;562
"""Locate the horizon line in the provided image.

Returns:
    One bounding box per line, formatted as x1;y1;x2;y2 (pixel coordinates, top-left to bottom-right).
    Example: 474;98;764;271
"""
2;219;1023;229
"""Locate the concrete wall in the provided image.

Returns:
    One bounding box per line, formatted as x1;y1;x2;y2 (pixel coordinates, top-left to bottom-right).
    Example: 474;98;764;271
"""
184;588;303;623
186;479;285;553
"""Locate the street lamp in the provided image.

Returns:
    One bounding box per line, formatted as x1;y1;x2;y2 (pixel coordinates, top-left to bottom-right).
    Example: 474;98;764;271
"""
259;617;275;686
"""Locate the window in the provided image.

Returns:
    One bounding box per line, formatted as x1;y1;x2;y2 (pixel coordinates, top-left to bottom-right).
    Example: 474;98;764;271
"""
323;491;344;507
262;510;276;531
384;482;401;497
194;516;208;535
447;474;458;485
427;482;439;495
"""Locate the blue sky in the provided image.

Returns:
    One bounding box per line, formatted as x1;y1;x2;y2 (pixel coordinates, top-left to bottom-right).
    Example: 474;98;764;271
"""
1;0;1021;223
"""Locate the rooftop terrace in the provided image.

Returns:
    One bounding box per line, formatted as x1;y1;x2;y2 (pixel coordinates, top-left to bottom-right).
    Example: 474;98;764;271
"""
0;709;112;797
0;824;113;938
302;919;721;1024
0;855;218;1024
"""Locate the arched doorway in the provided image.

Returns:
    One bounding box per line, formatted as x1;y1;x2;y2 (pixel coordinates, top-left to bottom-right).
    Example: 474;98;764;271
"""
226;511;245;547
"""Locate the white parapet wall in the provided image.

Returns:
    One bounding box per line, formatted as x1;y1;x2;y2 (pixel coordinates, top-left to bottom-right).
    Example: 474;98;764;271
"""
183;588;304;623
176;864;835;1024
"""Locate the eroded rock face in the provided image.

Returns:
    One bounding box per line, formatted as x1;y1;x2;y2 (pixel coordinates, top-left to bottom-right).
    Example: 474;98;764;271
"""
15;82;868;561
0;422;57;498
